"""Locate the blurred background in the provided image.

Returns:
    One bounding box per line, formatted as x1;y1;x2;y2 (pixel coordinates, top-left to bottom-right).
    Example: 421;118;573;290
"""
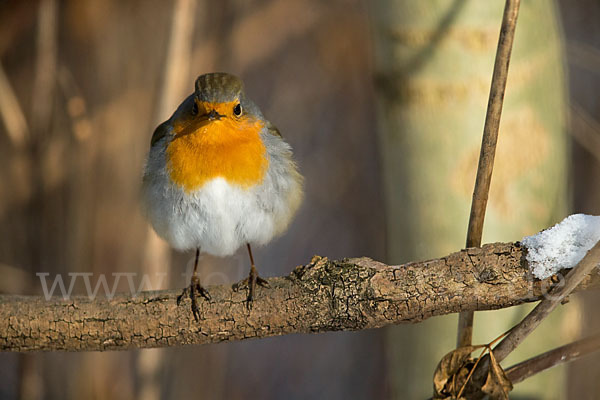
0;0;598;399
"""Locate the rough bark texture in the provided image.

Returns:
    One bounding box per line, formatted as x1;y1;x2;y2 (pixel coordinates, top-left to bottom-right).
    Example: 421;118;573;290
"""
1;242;598;352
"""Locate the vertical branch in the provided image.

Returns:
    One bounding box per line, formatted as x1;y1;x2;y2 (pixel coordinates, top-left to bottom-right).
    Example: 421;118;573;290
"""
138;1;197;400
0;62;29;149
456;0;521;348
30;0;58;138
20;1;58;399
28;0;58;261
143;0;197;304
143;0;197;279
155;0;198;120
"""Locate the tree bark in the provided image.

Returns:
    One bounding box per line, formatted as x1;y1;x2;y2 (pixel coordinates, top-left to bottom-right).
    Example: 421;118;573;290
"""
1;242;598;352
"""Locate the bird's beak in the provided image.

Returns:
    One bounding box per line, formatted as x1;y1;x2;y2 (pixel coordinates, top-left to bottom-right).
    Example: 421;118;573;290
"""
206;109;222;121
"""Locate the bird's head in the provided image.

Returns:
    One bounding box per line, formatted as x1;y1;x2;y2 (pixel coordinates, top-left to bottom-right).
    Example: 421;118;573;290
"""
151;73;270;192
151;73;265;147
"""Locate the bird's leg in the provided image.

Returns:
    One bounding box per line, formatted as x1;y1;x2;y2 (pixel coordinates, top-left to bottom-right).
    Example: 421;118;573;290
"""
233;244;269;309
246;243;270;302
177;248;210;321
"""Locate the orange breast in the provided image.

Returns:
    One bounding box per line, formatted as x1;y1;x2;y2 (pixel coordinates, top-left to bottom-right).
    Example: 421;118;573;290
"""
166;117;268;193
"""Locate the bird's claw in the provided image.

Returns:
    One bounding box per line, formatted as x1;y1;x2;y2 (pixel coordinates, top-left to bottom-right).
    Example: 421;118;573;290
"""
233;265;269;310
177;276;210;322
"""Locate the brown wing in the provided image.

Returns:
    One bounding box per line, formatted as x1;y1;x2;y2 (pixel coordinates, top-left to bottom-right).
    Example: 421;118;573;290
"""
150;121;170;147
266;121;283;138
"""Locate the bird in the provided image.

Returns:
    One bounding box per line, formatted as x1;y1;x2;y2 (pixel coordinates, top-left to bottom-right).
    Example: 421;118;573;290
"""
141;72;303;320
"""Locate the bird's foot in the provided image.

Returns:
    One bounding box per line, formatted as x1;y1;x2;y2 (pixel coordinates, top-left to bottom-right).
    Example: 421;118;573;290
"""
177;275;210;322
233;265;269;309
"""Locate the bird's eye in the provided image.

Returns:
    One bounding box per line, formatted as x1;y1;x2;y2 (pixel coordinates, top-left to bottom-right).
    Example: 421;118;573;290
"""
191;102;199;116
233;103;242;117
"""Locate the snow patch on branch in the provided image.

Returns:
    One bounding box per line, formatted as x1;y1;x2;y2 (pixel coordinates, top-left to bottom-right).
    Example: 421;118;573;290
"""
522;214;600;280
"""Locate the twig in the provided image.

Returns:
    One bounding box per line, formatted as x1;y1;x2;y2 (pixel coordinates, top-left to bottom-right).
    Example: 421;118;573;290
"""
30;0;57;138
456;331;510;398
492;241;600;363
457;0;521;348
457;346;488;399
0;62;29;149
1;242;599;352
505;333;600;384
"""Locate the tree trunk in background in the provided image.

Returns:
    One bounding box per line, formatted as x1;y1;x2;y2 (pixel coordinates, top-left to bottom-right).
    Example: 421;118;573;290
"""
371;1;568;398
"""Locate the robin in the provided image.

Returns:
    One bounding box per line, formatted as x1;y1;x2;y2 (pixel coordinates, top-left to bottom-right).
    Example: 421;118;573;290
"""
141;72;303;320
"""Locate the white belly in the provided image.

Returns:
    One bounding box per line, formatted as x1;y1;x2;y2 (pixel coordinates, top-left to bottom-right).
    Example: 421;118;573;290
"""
144;177;282;256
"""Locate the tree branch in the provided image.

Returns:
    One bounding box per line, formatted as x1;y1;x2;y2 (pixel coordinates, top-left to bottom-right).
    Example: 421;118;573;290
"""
457;242;600;399
492;241;600;363
505;333;600;384
1;242;598;352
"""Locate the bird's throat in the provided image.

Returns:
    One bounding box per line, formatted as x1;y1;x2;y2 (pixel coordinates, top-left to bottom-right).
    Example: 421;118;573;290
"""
166;118;268;192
